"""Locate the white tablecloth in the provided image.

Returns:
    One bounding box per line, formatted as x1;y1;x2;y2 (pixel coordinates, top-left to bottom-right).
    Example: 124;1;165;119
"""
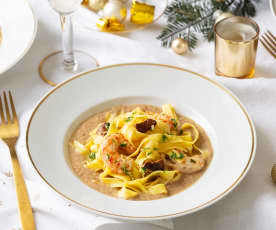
1;0;276;229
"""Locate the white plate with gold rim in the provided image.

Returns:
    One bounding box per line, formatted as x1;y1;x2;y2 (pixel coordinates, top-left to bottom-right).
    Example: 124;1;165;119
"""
0;0;37;75
26;63;256;220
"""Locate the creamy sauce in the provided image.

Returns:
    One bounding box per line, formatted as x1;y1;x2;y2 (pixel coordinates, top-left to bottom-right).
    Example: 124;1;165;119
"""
68;105;213;200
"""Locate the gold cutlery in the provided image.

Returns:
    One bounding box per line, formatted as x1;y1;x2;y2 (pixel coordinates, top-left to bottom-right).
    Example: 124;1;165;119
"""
0;91;36;230
260;30;276;59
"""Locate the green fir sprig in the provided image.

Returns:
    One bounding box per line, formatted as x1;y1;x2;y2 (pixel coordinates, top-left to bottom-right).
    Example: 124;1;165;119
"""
157;0;258;50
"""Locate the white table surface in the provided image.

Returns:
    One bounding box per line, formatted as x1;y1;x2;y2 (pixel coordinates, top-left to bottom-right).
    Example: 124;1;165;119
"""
1;0;276;229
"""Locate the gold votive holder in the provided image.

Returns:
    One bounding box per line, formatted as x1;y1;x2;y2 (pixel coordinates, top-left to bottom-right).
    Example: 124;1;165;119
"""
214;16;260;78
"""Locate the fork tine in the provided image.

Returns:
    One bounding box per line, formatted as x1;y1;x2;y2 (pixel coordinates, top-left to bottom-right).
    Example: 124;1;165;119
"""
3;92;11;123
260;38;276;59
262;36;276;53
8;91;17;122
0;94;5;123
262;35;276;53
264;32;276;48
267;30;276;42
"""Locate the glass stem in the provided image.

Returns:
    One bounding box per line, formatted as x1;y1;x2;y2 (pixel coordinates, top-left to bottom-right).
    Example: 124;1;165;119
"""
60;14;77;70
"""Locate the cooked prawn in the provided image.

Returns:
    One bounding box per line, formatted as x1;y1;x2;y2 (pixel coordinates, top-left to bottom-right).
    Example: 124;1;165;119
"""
101;133;136;174
165;149;205;174
179;155;205;173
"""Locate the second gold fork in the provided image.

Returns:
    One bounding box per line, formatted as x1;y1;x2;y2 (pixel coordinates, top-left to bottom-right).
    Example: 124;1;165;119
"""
260;30;276;59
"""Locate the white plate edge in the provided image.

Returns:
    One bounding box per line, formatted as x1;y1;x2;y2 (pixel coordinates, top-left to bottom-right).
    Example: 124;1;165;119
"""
25;63;257;221
0;0;38;75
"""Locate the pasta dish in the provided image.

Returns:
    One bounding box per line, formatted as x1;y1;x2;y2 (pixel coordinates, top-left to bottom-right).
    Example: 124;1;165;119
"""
69;104;212;200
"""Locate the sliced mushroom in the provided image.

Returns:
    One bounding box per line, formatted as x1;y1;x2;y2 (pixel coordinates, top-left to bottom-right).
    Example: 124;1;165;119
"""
143;159;164;175
136;119;157;133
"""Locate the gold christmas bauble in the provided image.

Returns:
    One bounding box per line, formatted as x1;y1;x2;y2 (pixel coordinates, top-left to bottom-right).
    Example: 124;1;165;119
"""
215;12;234;23
103;0;127;22
87;0;107;12
171;38;188;55
272;164;276;183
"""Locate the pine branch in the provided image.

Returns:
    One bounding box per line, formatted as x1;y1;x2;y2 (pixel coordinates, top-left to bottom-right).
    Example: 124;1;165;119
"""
158;12;213;42
157;0;258;50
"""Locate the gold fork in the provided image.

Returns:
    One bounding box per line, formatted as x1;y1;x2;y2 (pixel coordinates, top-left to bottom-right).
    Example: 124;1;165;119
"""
0;91;36;230
260;30;276;59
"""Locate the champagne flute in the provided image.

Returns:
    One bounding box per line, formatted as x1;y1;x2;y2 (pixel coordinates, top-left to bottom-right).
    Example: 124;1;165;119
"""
39;0;99;86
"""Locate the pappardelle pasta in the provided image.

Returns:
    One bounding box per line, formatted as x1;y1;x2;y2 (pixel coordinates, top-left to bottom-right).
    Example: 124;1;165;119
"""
71;104;212;200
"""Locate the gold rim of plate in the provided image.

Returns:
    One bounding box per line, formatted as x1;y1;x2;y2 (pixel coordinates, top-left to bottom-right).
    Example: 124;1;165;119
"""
81;0;168;34
26;63;256;219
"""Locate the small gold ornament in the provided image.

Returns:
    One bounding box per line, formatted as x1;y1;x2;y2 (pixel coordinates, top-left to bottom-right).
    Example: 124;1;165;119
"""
103;0;127;22
215;12;234;23
87;0;107;12
171;38;188;55
96;18;125;31
130;0;155;24
271;164;276;183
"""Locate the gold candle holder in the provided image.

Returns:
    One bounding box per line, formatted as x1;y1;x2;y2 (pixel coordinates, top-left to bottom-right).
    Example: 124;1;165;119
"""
214;16;259;78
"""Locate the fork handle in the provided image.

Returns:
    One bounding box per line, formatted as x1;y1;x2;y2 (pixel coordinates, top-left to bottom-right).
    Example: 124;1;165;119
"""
10;145;36;230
